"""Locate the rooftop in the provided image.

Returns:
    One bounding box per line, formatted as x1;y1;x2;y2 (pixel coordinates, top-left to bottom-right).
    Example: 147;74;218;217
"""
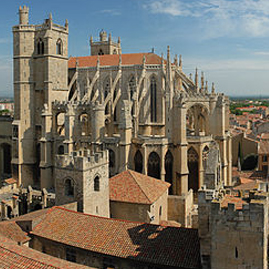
0;221;30;244
0;235;91;269
109;170;170;204
68;53;163;68
31;206;200;268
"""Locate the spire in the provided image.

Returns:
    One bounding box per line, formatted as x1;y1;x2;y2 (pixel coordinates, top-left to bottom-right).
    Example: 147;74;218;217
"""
48;12;53;28
174;54;178;66
189;73;192;81
179;55;182;70
118;36;121;44
90;36;93;43
143;54;146;66
65;19;69;29
195;68;199;89
119;53;122;66
109;33;112;43
212;82;215;94
201;71;205;92
167;45;170;62
205;81;208;93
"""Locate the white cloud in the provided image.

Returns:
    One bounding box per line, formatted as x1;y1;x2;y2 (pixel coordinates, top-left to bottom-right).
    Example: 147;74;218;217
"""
99;9;121;16
144;0;269;38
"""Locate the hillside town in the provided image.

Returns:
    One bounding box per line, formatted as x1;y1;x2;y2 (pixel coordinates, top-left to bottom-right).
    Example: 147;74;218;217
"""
1;4;269;269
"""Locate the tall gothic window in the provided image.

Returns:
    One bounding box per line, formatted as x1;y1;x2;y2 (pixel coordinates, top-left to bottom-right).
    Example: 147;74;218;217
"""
150;76;157;122
165;150;173;194
134;150;143;173
37;39;44;55
56;39;63;55
148;151;160;179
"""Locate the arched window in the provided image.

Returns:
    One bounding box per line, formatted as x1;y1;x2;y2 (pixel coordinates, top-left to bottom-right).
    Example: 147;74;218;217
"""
148;151;160;179
37;39;44;55
187;147;199;193
113;49;117;54
128;76;136;101
58;145;64;155
56;39;63;55
79;113;89;136
65;178;74;196
94;176;100;191
165;150;173;194
134;150;143;173
150;76;157;122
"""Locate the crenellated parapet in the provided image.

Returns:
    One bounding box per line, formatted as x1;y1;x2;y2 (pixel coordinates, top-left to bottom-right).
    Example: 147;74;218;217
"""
55;150;108;171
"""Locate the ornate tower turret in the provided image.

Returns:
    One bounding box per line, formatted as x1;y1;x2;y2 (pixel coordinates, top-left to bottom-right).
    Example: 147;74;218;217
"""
90;30;122;55
19;6;29;25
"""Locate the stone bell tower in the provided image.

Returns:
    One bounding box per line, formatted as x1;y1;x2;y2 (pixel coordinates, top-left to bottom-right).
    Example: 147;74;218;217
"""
90;30;122;55
12;6;69;189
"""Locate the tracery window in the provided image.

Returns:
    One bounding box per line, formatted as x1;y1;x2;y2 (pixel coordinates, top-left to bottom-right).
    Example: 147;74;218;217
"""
150;76;157;122
37;38;44;55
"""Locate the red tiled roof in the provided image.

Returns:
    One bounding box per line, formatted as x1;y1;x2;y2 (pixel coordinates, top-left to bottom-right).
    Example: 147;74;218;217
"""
31;207;200;268
109;170;170;204
12;208;50;222
4;178;17;185
221;195;247;210
0;235;91;269
68;53;163;68
0;221;30;244
233;179;261;191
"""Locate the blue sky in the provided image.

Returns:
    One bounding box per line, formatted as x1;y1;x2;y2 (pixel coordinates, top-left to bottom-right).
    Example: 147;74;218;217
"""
1;0;269;97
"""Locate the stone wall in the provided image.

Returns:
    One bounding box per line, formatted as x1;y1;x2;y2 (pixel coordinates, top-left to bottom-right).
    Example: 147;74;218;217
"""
168;189;193;227
110;190;168;224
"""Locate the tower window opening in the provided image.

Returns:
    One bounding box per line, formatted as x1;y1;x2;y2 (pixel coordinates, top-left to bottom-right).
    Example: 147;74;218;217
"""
56;39;63;55
94;176;100;191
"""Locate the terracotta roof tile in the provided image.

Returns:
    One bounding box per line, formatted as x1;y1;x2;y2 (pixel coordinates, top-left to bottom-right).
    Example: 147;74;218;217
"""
0;221;30;244
4;178;17;185
221;195;247;210
233;179;261;191
68;53;163;68
109;170;170;204
12;208;50;222
31;207;200;268
0;235;91;269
